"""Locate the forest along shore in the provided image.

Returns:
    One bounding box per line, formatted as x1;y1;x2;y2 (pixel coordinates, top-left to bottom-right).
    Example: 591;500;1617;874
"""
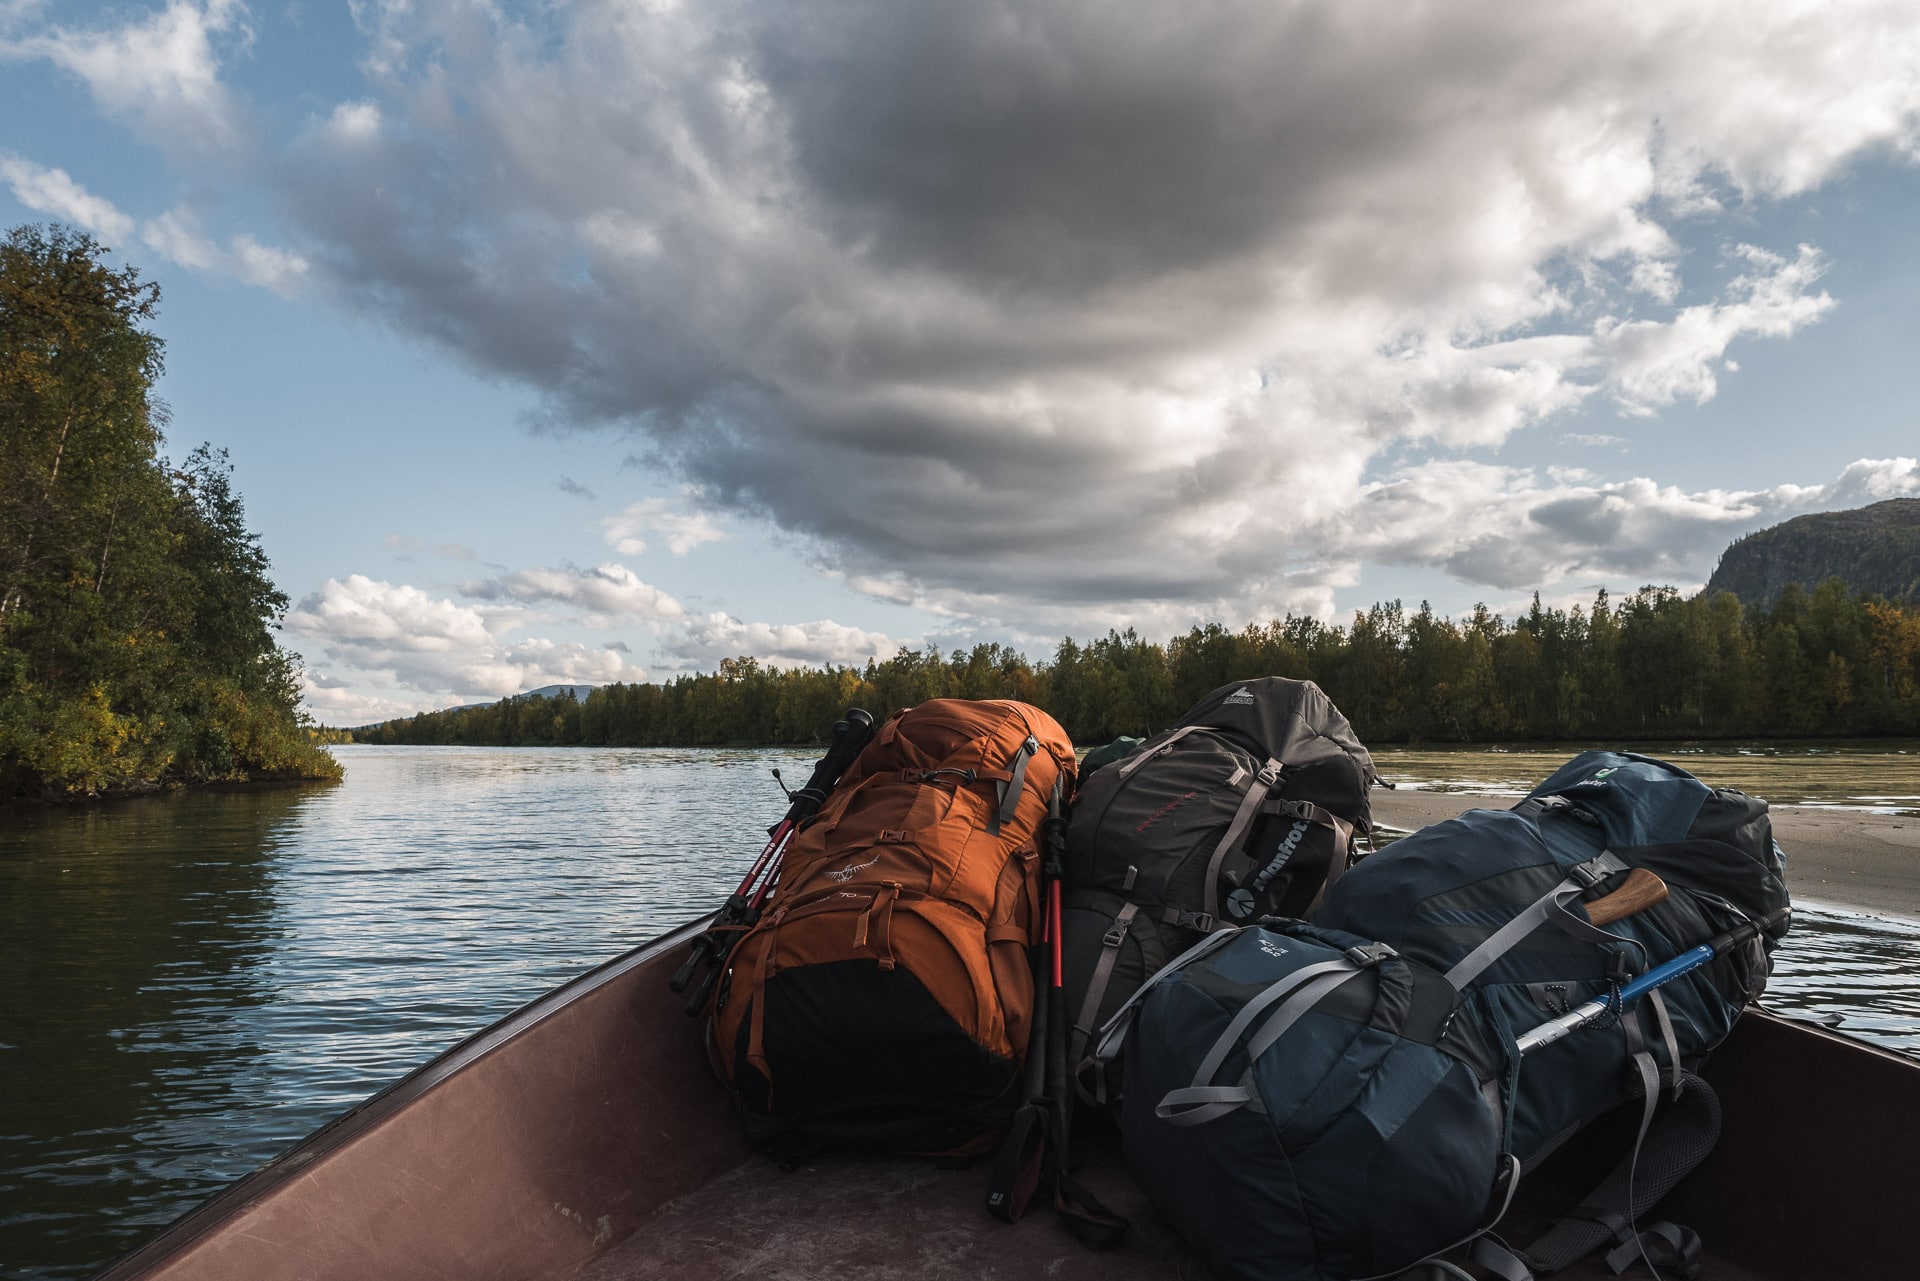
1371;789;1920;920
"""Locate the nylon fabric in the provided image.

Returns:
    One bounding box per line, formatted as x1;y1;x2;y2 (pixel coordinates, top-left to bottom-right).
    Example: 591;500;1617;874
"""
709;699;1074;1155
1118;921;1501;1281
1063;677;1376;1107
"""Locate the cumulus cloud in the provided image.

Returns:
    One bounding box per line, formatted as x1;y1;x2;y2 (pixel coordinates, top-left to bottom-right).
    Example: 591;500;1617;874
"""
601;497;726;557
2;0;249;155
0;155;308;290
284;573;652;709
458;561;689;627
0;153;135;241
282;565;894;719
1328;456;1920;595
666;613;897;670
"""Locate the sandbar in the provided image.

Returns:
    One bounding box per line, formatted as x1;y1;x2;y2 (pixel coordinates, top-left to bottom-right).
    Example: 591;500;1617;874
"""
1367;787;1920;921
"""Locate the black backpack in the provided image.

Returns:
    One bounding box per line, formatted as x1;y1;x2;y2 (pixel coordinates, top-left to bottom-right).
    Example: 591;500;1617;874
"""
1102;751;1789;1281
1060;677;1377;1100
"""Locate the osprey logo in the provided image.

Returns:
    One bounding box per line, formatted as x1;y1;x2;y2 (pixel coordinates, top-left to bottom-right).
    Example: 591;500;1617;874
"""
1224;686;1257;706
826;852;881;883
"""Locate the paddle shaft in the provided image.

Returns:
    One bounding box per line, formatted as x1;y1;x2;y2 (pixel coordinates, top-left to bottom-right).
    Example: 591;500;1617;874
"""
1516;906;1791;1055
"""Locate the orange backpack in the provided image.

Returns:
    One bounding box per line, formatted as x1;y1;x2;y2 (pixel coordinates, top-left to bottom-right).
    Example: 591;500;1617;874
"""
708;698;1075;1156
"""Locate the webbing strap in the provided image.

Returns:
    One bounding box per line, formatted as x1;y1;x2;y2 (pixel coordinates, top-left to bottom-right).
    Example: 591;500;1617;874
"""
744;906;788;1083
1155;960;1363;1126
1443;853;1629;990
1244;965;1370;1063
1623;1051;1664;1271
1192;957;1356;1086
1519;1070;1721;1276
1604;1222;1702;1277
1468;1238;1536;1281
1115;724;1203;778
1204;757;1283;925
991;735;1040;836
1091;927;1245;1063
1068;902;1139;1073
1647;989;1683;1098
1152;1082;1257;1126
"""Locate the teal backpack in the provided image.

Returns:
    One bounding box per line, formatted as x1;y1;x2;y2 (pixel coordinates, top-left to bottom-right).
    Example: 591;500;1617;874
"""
1103;752;1789;1281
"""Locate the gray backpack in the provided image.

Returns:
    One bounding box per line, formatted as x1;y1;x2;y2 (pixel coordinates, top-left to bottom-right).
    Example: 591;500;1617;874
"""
1060;677;1378;1100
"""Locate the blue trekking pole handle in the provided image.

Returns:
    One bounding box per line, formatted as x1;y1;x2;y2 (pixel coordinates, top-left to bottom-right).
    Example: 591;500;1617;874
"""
1515;906;1791;1056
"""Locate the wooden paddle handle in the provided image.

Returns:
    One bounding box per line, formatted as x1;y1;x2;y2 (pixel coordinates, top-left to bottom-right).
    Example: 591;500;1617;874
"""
1584;867;1668;927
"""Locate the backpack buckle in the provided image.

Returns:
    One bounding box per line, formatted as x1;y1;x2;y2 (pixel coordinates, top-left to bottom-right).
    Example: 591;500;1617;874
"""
1256;763;1282;788
1344;942;1398;967
1102;918;1134;948
1159;907;1217;932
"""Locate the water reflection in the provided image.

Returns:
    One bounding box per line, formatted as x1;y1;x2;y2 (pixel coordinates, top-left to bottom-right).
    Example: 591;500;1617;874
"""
0;786;314;1275
1765;905;1920;1057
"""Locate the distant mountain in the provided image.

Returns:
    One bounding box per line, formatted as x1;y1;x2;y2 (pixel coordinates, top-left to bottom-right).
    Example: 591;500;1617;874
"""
355;684;599;729
447;684;598;712
521;684;599;702
1705;498;1920;609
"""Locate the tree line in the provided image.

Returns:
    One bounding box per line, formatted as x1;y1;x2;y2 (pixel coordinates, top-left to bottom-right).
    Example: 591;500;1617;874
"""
1;225;341;799
356;578;1920;750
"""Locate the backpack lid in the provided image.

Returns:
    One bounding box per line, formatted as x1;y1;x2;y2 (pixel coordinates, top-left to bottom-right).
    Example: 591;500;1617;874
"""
1180;677;1379;786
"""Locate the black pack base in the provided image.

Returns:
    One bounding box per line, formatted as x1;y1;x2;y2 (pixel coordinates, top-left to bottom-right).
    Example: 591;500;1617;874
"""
725;959;1023;1157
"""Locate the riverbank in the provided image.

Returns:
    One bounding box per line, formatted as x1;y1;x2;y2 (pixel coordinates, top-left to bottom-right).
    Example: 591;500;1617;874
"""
1370;788;1920;920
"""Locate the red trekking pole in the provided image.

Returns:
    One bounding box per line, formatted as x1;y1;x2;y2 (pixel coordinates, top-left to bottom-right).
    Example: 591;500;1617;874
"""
671;708;875;1015
986;780;1128;1247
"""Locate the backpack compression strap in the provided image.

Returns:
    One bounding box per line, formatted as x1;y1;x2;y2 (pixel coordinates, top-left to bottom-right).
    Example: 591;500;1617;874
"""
1153;948;1386;1126
1442;853;1638;990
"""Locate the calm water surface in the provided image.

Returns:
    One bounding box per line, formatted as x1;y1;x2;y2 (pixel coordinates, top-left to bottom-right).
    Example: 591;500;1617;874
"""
2;742;1916;1278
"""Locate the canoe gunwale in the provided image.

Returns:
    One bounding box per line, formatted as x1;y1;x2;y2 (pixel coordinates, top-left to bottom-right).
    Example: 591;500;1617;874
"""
90;914;720;1281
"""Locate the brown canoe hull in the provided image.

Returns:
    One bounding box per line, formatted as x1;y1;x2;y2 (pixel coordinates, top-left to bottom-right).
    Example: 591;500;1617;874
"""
95;919;1917;1280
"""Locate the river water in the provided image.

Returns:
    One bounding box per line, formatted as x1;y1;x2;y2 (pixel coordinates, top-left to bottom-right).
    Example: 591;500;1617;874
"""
3;742;1917;1279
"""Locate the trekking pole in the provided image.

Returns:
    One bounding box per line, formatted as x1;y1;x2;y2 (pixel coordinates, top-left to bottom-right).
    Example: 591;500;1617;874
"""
985;822;1058;1223
670;709;875;1014
1517;904;1792;1055
1040;781;1129;1248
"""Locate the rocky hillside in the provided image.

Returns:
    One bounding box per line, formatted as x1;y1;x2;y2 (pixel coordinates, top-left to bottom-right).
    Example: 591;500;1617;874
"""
1706;498;1920;608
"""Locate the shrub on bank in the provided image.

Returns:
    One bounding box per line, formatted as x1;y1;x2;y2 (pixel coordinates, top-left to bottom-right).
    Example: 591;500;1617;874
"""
0;223;340;800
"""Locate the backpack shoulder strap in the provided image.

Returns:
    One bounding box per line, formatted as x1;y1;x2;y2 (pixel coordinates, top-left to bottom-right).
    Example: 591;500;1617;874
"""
1517;1068;1721;1277
1203;756;1284;924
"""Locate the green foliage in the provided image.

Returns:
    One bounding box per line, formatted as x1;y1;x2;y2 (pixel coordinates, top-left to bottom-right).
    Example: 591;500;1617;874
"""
1706;498;1920;609
356;582;1920;749
0;224;340;799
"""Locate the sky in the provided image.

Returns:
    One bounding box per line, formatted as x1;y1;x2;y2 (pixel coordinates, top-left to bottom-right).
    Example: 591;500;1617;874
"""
4;0;1919;726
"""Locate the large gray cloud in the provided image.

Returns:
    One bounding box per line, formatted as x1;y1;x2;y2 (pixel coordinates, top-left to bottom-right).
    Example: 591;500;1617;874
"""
17;0;1920;632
